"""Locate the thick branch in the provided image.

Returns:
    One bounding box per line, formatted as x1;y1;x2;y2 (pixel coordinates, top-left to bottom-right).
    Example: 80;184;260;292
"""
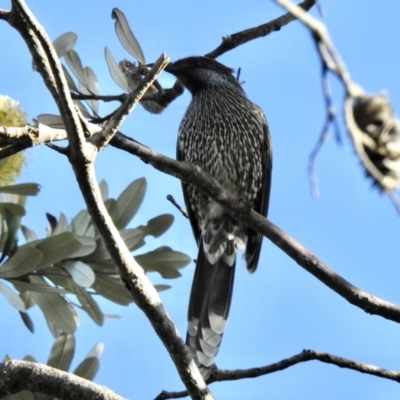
0;360;125;400
111;133;400;324
205;0;317;59
5;2;213;399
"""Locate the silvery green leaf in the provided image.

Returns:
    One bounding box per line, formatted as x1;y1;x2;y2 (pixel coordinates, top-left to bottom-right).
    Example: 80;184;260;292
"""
73;99;92;118
19;311;34;333
74;284;103;326
36;114;65;128
99;180;109;201
53;32;78;58
69;235;96;258
20;290;35;309
73;357;99;381
92;274;132;305
70;209;92;236
115;178;146;229
64;50;86;87
0;281;25;311
20;225;37;242
63;260;95;288
35;232;83;269
73;343;103;380
0;244;43;278
0;184;40;196
0;202;25;216
80;237;110;262
62;64;79;93
29;276;78;333
79;66;99;115
104;47;129;92
154;284;171;292
47;333;75;371
120;228;145;251
52;213;69;235
138;214;174;238
104;199;117;221
135;246;191;279
112;8;145;64
11;280;69;294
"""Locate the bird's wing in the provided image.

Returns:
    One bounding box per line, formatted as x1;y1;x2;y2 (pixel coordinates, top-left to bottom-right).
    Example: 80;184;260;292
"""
245;109;272;272
177;139;202;245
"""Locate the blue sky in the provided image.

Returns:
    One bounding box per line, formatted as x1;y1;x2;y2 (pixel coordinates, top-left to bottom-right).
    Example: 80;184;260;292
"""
1;1;400;399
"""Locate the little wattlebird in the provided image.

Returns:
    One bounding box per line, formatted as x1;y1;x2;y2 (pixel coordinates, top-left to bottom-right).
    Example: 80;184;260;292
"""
163;56;272;378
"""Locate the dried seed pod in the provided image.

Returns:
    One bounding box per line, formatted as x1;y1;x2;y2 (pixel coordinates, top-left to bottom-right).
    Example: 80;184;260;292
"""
352;94;400;191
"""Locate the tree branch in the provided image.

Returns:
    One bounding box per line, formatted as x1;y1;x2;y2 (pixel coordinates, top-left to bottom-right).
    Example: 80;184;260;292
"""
6;2;213;399
155;349;400;399
111;132;400;324
0;360;126;400
205;0;317;59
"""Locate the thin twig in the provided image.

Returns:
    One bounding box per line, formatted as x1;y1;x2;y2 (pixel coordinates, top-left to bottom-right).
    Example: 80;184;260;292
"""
205;0;317;59
156;349;400;399
92;54;169;151
166;194;188;218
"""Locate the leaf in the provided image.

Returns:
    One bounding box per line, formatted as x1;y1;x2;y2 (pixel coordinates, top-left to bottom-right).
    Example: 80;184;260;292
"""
47;333;75;371
139;214;174;239
104;199;117;221
120;228;145;251
62;64;79;93
52;213;69;235
73;343;103;381
69;235;96;258
0;184;40;196
46;212;58;233
79;66;99;114
80;237;110;262
73;99;92;118
29;276;78;333
20;225;37;242
92;274;132;305
112;8;145;64
0;202;25;216
0;207;22;261
74;284;103;326
11;280;69;294
114;178;146;229
64;50;86;87
0;281;25;311
70;209;92;236
35;232;83;269
104;47;129;92
63;261;95;288
36;114;65;128
73;357;99;381
99;180;109;201
154;284;171;292
0;244;43;278
135;247;191;279
19;311;34;333
53;32;78;58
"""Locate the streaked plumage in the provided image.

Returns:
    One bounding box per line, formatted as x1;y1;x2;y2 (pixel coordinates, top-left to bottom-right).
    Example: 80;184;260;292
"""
165;56;272;378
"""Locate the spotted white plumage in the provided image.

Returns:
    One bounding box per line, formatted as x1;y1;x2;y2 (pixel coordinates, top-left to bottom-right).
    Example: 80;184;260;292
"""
165;57;272;378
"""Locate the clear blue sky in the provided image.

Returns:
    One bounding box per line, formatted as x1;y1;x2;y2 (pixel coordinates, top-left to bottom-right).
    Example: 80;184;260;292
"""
1;1;400;399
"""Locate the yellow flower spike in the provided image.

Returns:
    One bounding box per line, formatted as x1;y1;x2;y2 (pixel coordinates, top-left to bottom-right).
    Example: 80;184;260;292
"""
0;95;27;186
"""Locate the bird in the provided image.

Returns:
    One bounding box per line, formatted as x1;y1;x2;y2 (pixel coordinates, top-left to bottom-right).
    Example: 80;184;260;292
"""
164;56;272;378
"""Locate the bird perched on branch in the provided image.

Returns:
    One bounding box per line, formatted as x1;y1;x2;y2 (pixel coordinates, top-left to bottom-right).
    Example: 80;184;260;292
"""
164;56;272;378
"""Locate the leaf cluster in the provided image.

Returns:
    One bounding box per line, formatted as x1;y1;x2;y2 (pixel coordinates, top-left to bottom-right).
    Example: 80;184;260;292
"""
0;178;190;337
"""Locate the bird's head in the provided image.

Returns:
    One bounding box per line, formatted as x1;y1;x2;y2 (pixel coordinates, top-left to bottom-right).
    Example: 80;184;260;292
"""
163;56;241;94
